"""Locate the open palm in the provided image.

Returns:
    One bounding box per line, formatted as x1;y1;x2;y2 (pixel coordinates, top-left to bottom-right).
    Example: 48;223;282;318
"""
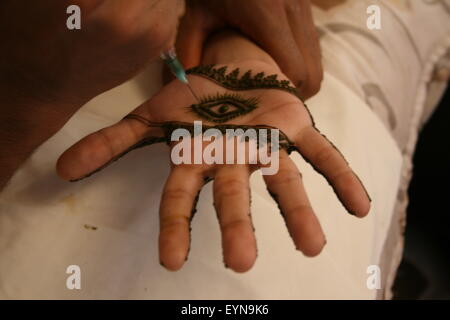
57;61;370;272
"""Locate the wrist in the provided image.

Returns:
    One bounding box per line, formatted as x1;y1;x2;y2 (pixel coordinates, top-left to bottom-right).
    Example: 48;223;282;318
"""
202;30;279;68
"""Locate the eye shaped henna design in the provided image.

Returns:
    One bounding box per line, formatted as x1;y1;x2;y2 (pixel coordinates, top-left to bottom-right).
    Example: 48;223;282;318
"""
190;93;259;123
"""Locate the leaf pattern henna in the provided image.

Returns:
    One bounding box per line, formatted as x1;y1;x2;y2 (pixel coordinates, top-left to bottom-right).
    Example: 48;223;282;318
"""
186;65;303;100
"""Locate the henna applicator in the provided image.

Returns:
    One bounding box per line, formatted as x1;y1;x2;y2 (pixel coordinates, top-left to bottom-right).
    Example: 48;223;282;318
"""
160;47;200;102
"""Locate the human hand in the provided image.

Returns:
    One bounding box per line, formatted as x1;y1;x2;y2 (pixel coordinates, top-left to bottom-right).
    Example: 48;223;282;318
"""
0;0;185;120
176;0;323;99
57;60;370;272
0;0;185;190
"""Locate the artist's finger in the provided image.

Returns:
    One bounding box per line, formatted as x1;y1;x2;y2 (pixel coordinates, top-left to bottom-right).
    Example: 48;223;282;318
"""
176;4;222;69
159;166;204;271
236;9;307;89
295;127;371;217
213;165;256;272
263;151;325;256
56;114;156;181
286;1;323;98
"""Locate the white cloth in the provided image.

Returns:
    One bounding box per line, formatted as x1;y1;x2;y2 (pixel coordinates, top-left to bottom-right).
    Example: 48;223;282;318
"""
0;68;402;299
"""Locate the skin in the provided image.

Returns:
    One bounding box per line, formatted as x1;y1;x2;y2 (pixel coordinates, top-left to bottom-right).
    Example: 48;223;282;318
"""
176;0;323;99
0;0;185;190
0;0;324;191
57;31;370;273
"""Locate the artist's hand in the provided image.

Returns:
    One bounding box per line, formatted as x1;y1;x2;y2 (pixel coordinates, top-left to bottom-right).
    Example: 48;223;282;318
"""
176;0;323;99
57;61;370;272
1;0;185;120
0;0;184;190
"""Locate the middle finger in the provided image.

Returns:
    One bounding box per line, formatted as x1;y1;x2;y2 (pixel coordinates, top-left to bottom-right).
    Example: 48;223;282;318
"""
213;164;256;273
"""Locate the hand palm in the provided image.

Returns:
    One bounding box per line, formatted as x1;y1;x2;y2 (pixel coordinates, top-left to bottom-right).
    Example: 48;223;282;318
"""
57;61;370;272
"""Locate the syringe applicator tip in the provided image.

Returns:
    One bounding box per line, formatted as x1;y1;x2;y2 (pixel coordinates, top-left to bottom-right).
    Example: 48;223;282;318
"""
161;48;199;101
161;49;189;84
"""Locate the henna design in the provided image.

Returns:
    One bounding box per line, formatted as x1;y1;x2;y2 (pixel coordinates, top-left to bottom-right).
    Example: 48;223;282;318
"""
125;114;296;151
70;114;297;182
72;65;304;181
190;93;258;123
185;189;201;262
72;112;371;219
186;65;303;100
247;186;258;259
69;64;372;218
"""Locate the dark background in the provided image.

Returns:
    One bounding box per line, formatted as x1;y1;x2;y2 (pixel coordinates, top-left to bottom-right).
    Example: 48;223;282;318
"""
393;87;450;299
